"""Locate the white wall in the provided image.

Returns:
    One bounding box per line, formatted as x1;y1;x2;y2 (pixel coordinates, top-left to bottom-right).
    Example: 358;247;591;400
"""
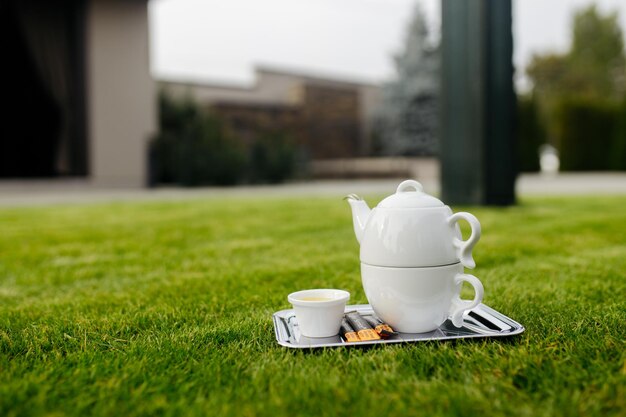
87;0;156;187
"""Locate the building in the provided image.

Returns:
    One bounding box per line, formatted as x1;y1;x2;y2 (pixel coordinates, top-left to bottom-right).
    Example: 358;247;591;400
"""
1;0;155;187
160;67;382;159
1;1;382;187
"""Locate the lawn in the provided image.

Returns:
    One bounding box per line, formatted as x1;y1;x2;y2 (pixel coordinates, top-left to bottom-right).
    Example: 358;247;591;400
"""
0;194;625;417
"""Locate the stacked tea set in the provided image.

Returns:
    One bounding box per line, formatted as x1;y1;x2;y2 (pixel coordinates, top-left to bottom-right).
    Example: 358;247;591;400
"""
273;180;524;348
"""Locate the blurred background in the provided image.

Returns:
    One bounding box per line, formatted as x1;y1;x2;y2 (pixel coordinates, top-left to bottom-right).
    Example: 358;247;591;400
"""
0;0;625;201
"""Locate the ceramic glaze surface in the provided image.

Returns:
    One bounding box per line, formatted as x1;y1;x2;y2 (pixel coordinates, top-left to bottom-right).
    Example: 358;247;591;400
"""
360;206;461;268
287;289;350;338
347;179;481;268
361;263;484;333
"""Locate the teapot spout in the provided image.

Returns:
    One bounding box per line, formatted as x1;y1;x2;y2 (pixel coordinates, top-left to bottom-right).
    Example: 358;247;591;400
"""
345;194;371;244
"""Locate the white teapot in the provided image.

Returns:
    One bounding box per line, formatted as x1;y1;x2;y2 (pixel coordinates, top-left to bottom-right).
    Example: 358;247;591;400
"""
346;180;484;333
346;179;481;269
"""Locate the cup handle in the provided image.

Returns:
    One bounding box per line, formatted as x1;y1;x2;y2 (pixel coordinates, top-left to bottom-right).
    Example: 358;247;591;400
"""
447;212;481;269
449;273;484;327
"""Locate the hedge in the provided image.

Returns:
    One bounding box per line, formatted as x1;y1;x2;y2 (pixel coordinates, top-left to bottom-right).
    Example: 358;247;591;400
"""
556;98;624;171
610;96;626;170
516;95;546;172
149;92;298;186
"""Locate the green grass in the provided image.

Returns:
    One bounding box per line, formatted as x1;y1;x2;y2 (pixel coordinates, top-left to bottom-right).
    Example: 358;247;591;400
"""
0;195;625;417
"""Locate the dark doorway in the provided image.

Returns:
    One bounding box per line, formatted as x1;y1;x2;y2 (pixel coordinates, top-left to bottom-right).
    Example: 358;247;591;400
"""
0;0;87;178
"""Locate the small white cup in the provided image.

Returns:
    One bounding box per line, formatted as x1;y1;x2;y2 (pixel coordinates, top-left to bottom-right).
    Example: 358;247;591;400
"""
287;289;350;338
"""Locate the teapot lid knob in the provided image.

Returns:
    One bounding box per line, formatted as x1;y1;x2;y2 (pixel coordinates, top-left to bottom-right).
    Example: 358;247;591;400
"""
379;179;443;208
396;180;424;194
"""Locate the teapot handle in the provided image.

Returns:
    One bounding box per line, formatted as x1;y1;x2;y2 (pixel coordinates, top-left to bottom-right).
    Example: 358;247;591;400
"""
447;212;481;269
448;273;484;327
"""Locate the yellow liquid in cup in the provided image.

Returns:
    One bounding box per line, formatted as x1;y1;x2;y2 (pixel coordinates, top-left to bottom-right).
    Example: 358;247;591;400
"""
299;296;333;302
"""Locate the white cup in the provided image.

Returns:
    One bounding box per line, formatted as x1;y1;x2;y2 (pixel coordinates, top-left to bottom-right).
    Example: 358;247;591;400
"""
287;289;350;338
361;263;483;333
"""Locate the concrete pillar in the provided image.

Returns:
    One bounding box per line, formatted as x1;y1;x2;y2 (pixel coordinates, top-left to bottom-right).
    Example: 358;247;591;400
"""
86;0;156;187
440;0;516;205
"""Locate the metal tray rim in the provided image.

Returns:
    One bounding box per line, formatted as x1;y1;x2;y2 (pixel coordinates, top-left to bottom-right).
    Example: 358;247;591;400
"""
273;303;525;349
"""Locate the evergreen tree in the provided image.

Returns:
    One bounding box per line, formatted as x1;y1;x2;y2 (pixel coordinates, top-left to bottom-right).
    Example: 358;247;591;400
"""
376;3;440;156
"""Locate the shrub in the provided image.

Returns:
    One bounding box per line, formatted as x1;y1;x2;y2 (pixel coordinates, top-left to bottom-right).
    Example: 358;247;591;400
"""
609;96;626;170
516;95;546;172
556;98;620;171
148;131;178;185
248;132;296;183
176;117;246;186
149;91;300;186
149;91;246;186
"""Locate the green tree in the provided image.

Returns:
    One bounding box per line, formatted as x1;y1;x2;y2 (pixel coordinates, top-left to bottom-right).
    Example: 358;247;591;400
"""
376;3;440;156
528;5;625;103
525;5;626;171
569;5;626;98
526;53;570;140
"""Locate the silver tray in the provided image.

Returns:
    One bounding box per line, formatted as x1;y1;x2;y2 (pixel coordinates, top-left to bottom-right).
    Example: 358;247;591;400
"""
273;303;524;349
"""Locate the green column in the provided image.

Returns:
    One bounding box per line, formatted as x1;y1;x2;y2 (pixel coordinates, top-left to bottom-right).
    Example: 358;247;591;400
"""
441;0;516;205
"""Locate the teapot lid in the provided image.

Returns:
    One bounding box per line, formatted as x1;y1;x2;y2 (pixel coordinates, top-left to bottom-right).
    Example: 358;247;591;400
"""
378;180;444;208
